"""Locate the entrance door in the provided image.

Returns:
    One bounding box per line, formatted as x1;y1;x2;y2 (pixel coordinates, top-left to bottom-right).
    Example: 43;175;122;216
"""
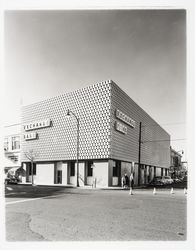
57;170;62;184
161;168;164;176
113;160;121;186
26;162;36;183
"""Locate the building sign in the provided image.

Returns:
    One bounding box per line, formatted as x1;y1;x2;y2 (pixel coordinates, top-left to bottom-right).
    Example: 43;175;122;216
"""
116;109;136;128
24;132;37;140
115;121;127;134
23;119;51;131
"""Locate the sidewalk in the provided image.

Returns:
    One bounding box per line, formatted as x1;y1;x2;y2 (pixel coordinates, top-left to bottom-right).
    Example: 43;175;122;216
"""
17;182;149;190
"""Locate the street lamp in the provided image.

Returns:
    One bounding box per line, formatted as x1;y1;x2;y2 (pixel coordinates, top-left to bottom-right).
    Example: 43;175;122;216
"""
66;109;80;187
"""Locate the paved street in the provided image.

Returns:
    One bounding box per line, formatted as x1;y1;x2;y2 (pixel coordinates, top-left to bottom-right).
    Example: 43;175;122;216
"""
5;185;187;241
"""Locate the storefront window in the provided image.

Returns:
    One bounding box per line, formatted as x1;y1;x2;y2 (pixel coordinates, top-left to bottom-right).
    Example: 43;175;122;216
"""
113;161;120;177
11;136;20;150
70;162;75;176
87;161;93;176
28;163;36;175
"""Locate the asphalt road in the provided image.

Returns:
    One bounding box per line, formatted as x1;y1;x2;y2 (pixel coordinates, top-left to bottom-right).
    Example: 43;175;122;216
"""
5;184;187;241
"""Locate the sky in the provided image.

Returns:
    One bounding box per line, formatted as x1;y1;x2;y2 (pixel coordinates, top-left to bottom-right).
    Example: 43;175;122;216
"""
3;9;186;160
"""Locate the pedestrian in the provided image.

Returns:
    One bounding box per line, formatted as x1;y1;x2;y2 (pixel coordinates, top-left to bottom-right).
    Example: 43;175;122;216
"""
124;173;129;189
121;176;125;189
130;173;134;189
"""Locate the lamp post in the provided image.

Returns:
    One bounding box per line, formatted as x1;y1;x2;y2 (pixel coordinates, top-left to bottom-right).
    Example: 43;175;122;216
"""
66;109;80;187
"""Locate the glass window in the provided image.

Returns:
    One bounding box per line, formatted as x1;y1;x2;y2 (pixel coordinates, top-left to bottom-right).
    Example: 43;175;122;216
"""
87;161;93;177
113;161;120;177
11;136;20;150
4;138;8;151
70;162;75;176
28;163;36;175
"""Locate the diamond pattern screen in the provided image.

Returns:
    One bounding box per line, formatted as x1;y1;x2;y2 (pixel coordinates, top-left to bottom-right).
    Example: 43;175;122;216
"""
21;80;112;162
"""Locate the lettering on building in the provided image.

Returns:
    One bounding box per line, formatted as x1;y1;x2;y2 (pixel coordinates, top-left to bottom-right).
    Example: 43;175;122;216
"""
23;119;51;131
115;121;127;134
24;132;37;140
116;109;136;128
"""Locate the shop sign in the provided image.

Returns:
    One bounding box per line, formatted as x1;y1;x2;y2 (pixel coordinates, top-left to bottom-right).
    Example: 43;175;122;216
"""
24;132;37;140
23;119;51;131
115;121;127;134
116;109;136;128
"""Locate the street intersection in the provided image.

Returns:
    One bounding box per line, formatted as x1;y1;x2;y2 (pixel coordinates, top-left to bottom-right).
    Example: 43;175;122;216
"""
5;184;187;241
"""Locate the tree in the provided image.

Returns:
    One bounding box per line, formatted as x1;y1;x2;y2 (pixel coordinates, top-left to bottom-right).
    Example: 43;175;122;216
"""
24;149;39;186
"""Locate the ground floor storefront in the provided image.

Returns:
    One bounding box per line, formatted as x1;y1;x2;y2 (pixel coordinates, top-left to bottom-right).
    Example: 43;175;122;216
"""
21;159;169;187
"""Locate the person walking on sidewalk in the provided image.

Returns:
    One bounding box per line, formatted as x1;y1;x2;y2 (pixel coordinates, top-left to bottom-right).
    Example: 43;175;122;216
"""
124;173;129;189
121;175;125;189
130;173;134;190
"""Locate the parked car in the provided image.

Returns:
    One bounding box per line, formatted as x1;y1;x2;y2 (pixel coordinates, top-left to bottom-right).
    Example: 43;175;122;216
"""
172;177;182;183
5;176;19;184
4;173;20;185
149;176;173;186
149;176;165;186
163;176;174;185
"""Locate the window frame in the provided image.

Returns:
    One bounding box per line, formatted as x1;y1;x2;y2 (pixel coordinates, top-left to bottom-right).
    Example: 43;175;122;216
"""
11;136;20;150
113;160;120;177
87;161;93;177
70;162;75;176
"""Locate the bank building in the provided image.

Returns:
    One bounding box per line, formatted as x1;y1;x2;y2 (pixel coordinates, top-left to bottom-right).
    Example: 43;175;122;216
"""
21;80;170;187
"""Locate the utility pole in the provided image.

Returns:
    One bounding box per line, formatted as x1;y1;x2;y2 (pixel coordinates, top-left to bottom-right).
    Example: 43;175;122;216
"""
66;109;80;187
31;160;34;185
76;118;80;187
138;122;142;186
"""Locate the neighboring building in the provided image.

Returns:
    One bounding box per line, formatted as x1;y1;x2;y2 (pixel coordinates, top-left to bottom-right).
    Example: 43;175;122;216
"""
21;80;170;187
4;124;21;173
170;147;183;178
181;161;188;176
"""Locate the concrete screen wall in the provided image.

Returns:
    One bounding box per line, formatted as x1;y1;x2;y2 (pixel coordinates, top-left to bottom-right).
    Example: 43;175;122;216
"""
110;82;170;168
21;80;112;163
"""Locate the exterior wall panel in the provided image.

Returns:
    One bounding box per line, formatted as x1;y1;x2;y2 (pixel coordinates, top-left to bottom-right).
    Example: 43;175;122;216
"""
110;82;170;168
62;163;68;185
36;163;54;185
93;161;109;187
21;81;111;162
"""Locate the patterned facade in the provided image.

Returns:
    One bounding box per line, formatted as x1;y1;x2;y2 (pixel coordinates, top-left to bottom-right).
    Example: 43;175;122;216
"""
21;80;111;162
110;82;170;168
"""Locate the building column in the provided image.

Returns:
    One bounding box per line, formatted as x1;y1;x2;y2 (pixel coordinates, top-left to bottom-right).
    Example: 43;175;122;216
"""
78;162;85;187
62;163;68;185
154;166;156;177
22;163;27;183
